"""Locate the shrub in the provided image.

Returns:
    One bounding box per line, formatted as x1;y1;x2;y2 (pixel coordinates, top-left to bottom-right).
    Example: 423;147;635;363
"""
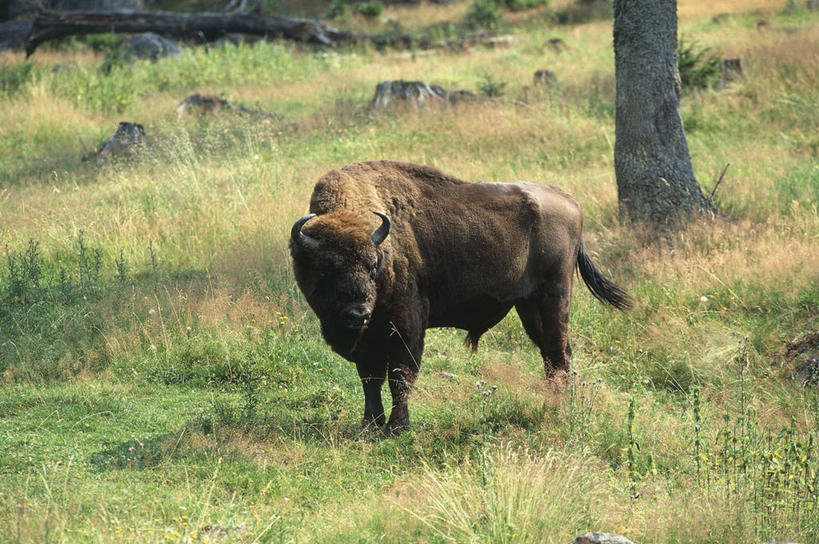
325;0;349;18
504;0;548;11
0;61;37;98
356;0;383;18
465;0;503;29
478;73;507;97
678;38;722;91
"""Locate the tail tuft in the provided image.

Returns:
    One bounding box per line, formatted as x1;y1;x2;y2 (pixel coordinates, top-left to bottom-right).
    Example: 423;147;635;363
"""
577;243;632;311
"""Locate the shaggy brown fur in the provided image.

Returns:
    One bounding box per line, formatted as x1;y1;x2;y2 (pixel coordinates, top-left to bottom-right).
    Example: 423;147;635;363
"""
290;160;630;434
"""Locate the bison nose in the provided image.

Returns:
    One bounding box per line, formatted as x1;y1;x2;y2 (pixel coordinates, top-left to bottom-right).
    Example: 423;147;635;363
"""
344;304;372;327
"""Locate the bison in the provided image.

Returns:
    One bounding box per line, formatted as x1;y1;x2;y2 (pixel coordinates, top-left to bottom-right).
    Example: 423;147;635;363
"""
290;161;630;434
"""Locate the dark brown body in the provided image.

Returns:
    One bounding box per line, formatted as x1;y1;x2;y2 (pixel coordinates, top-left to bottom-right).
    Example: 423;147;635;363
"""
290;161;629;434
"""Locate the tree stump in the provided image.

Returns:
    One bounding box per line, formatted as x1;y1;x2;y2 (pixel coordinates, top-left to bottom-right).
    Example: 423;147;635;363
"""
573;533;636;544
722;58;743;81
533;69;558;87
545;37;567;52
175;93;281;119
176;94;231;118
94;122;147;165
371;80;446;109
371;80;477;110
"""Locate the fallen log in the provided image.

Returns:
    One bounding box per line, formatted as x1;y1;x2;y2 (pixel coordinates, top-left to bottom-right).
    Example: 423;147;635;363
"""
25;7;510;56
25;7;362;56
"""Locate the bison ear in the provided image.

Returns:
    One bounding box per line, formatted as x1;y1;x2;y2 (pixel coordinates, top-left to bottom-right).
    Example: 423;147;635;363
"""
371;211;391;246
291;214;320;249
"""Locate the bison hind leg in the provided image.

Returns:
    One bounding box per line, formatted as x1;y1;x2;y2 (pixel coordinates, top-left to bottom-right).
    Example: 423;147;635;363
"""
464;330;485;353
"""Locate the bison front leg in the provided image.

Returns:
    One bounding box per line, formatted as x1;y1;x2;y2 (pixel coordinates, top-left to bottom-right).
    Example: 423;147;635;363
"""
356;362;386;431
384;330;424;435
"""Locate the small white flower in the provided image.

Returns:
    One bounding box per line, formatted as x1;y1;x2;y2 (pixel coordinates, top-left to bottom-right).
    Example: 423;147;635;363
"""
699;296;708;303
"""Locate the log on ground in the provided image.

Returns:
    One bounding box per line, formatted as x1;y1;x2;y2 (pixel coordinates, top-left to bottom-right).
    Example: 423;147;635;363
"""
25;8;361;56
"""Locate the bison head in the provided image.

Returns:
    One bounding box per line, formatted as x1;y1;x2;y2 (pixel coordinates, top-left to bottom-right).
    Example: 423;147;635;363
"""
290;210;391;352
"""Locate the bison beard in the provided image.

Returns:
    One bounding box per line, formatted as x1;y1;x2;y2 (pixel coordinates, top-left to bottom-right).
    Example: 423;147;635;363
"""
290;161;630;435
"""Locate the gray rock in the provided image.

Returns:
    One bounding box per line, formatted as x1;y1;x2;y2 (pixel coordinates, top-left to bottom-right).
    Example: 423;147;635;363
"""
573;533;635;544
0;20;32;52
124;32;179;62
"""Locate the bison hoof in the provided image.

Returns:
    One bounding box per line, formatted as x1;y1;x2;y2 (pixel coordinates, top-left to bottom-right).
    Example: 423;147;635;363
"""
384;420;409;436
359;418;385;433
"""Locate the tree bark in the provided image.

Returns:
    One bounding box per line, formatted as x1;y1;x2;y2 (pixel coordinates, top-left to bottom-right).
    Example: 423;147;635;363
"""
613;0;714;225
25;8;362;56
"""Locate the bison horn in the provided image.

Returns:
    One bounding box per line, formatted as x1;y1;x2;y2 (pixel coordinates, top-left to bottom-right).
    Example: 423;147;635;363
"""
291;213;319;249
371;211;391;246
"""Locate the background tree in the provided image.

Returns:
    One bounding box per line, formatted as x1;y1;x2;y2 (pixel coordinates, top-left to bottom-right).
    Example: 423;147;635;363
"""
613;0;715;225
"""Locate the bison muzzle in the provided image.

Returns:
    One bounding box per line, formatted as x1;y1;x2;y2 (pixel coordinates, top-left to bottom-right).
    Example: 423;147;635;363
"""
290;161;630;434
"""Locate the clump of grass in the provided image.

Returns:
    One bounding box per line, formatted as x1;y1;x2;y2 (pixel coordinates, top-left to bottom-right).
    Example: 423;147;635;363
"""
401;445;602;544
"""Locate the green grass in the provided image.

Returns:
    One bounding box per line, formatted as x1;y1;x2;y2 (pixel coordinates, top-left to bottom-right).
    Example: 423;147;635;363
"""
1;0;819;542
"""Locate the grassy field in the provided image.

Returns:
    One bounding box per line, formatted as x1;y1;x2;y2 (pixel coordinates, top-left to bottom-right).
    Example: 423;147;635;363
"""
1;0;818;542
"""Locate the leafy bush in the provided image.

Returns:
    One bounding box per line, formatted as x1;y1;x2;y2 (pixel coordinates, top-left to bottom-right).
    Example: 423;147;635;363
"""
0;61;37;98
479;73;507;97
356;0;383;18
325;0;348;18
465;0;503;29
678;38;722;91
504;0;548;11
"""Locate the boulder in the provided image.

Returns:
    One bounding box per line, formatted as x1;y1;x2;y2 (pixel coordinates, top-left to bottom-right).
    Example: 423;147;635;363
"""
0;20;32;52
124;32;179;62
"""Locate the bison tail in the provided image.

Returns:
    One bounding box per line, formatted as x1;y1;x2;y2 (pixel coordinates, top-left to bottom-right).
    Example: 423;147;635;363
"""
576;242;632;311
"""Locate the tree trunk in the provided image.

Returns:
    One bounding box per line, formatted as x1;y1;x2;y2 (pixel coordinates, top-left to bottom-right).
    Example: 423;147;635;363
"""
613;0;714;225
